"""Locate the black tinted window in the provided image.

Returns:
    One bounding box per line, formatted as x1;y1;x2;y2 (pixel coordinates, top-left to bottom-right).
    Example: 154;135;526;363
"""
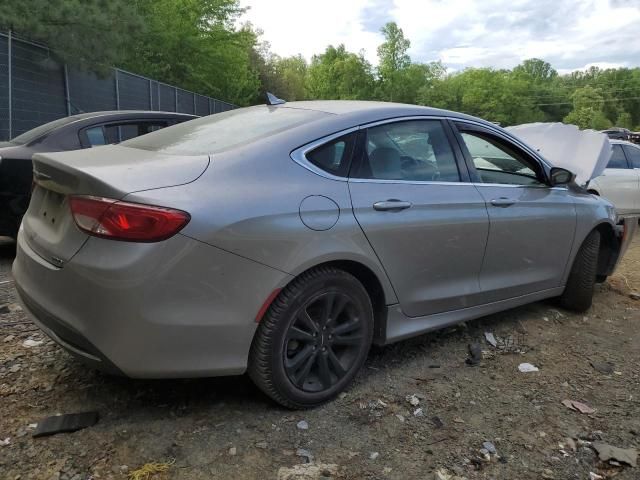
623;145;640;168
306;133;356;177
353;120;460;182
104;122;170;143
85;126;106;147
608;145;628;168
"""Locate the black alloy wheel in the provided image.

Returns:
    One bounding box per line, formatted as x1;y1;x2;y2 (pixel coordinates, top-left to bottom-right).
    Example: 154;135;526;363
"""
249;267;373;409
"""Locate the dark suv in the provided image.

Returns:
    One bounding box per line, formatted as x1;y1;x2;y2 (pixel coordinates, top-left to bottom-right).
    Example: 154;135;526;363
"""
0;111;197;238
602;127;632;141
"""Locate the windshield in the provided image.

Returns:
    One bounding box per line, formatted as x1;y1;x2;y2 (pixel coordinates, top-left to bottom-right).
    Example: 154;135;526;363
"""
10;116;80;145
123;106;329;155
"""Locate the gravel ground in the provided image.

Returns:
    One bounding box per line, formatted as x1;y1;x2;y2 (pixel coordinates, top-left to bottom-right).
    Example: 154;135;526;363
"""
0;237;639;480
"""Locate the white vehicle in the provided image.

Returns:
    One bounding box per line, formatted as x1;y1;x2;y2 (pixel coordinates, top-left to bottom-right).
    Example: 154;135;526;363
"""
588;140;640;216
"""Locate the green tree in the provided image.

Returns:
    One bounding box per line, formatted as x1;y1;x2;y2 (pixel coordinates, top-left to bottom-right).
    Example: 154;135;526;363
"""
306;45;374;100
122;0;260;105
616;111;634;129
376;22;411;101
512;58;557;83
0;0;143;73
563;86;611;129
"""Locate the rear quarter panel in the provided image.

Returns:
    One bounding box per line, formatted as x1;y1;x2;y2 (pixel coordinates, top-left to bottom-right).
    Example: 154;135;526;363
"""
123;135;399;305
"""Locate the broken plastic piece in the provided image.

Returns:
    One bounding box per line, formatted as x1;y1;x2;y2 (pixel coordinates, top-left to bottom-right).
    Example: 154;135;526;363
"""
484;332;498;347
32;412;99;438
518;363;539;372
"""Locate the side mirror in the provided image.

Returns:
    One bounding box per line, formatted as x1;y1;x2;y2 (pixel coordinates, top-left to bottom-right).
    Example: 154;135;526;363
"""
549;167;575;186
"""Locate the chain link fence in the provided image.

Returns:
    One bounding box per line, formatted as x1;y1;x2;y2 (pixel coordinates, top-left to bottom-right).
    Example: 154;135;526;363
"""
0;31;236;141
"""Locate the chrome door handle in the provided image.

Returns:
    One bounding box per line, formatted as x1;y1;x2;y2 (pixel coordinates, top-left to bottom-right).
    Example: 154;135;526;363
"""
373;200;412;211
490;197;516;207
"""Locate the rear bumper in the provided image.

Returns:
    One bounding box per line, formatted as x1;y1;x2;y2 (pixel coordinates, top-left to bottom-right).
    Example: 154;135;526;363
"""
12;228;292;378
16;284;124;375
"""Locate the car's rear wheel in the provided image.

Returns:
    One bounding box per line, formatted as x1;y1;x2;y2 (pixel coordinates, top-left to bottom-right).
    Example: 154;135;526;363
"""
559;230;600;312
248;267;373;409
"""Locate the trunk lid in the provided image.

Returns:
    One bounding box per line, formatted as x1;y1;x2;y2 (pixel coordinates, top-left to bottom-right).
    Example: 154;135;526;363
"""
23;144;209;266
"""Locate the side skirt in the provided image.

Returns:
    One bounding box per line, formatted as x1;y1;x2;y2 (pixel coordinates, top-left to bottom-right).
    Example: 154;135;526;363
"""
381;287;565;345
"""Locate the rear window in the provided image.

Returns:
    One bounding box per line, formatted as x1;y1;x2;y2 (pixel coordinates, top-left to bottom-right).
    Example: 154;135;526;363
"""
123;106;329;155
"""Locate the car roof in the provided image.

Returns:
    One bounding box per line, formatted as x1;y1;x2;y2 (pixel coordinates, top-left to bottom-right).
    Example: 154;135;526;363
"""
66;110;198;121
275;100;500;131
280;100;481;119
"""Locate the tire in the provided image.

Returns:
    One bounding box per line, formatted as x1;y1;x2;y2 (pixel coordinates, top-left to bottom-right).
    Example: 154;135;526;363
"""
559;230;600;312
248;267;374;409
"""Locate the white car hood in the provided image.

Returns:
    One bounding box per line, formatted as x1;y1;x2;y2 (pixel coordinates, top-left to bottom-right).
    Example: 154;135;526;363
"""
505;123;612;186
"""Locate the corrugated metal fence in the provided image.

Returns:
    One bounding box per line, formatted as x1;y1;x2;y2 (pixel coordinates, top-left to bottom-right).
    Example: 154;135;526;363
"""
0;31;236;141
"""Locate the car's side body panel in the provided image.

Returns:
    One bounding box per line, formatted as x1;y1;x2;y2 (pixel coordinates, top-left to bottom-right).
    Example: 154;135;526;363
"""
124;142;399;305
589;141;640;216
590;169;639;214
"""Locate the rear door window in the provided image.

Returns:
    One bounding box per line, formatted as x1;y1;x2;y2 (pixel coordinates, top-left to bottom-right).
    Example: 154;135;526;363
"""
351;120;460;182
608;144;629;168
622;145;640;168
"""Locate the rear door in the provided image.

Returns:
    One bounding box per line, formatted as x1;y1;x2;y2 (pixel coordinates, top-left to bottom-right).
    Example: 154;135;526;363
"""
452;122;576;302
348;119;489;317
596;144;638;213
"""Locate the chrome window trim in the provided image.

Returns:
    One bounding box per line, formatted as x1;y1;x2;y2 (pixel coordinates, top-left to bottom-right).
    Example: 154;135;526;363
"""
348;178;475;186
290;115;561;188
472;183;567;191
356;115;451;130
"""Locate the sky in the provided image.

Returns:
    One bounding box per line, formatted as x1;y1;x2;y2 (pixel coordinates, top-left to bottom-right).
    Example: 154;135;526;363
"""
238;0;640;73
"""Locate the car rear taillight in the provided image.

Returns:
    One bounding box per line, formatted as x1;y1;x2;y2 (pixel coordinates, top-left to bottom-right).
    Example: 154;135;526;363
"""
69;195;190;242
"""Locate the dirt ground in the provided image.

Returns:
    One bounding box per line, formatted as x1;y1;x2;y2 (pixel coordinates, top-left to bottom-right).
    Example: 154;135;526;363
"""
0;237;638;480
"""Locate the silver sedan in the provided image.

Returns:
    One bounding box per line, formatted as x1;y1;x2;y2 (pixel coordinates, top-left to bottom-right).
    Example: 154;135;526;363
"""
12;101;633;408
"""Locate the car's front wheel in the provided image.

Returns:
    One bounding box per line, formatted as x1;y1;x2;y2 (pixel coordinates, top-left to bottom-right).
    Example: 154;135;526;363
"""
559;229;600;312
248;267;373;409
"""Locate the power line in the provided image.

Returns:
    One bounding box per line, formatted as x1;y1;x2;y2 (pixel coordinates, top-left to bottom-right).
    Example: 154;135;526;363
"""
531;96;640;107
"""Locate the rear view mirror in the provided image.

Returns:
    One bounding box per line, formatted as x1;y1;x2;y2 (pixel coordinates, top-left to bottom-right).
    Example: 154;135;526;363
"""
550;167;575;186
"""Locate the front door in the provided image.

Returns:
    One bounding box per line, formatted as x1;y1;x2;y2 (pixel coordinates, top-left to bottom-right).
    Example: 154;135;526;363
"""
349;119;489;317
453;123;577;302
